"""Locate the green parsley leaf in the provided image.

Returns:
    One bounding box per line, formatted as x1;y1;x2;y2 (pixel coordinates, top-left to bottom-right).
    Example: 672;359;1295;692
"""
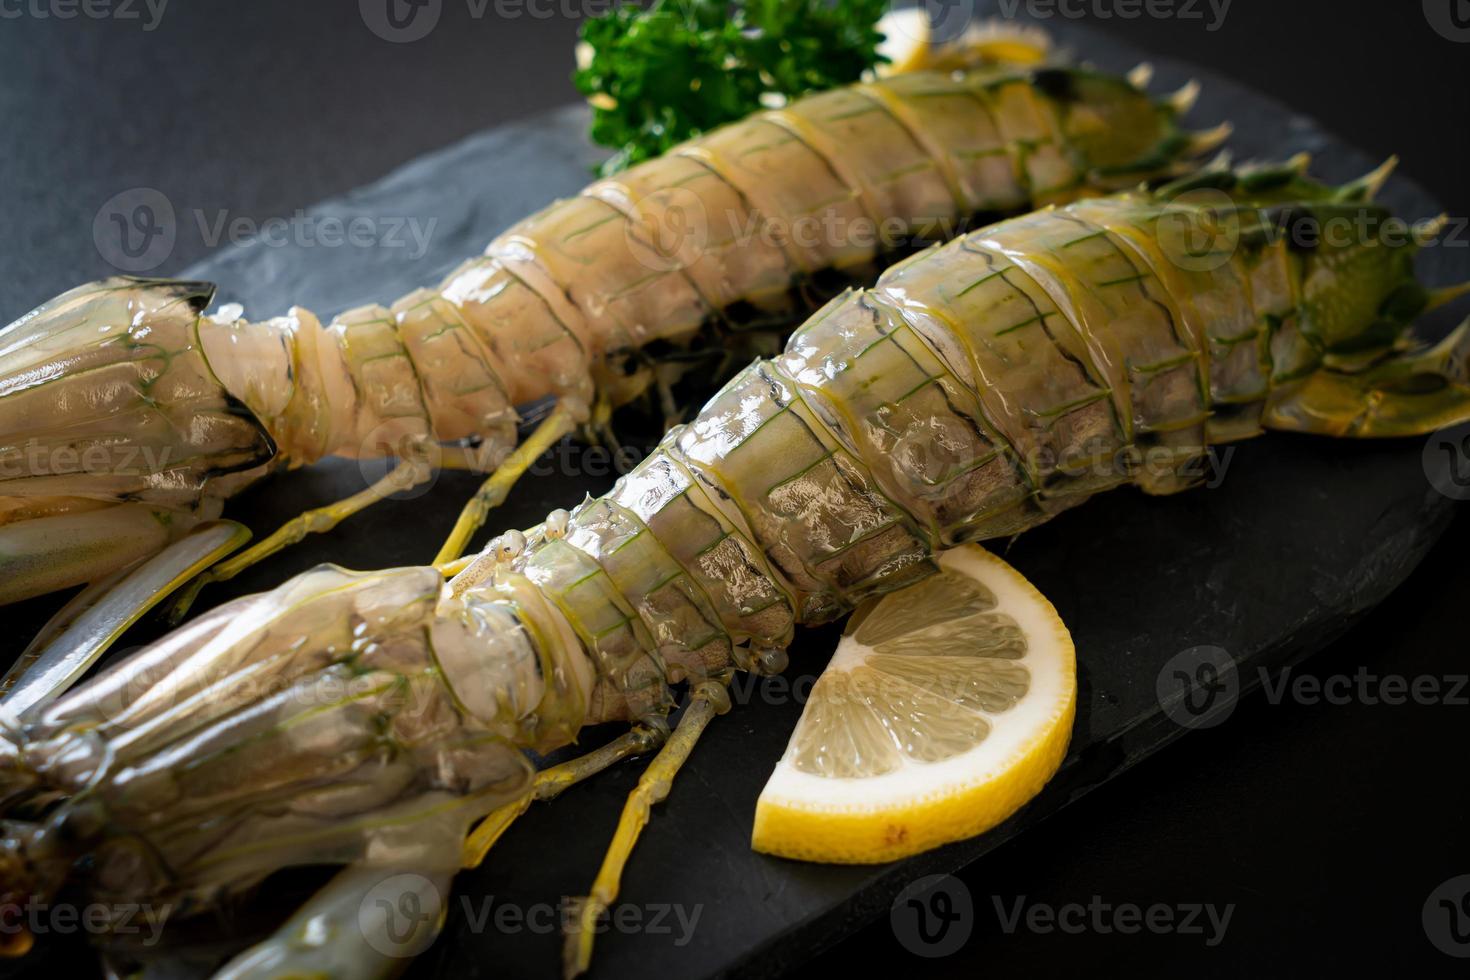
574;0;891;176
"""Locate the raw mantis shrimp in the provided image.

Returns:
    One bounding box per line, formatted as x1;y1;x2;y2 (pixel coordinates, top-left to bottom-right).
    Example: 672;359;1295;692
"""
0;51;1223;709
2;158;1467;977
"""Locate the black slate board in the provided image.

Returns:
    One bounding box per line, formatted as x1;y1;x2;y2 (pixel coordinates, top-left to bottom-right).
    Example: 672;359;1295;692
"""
16;18;1465;980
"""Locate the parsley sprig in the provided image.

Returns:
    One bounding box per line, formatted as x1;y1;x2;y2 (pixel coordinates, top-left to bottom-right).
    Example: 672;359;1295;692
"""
574;0;890;175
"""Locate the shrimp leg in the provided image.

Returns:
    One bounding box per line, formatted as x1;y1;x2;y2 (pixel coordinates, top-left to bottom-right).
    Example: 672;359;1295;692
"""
166;454;435;623
462;723;667;869
432;400;583;566
563;677;731;979
435;553;478;578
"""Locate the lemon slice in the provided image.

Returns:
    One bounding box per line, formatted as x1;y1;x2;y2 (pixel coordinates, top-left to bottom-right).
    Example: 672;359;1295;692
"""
876;12;1052;77
875;8;931;76
752;545;1076;864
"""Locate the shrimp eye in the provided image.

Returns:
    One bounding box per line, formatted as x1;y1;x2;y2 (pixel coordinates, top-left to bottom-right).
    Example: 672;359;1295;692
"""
497;529;526;561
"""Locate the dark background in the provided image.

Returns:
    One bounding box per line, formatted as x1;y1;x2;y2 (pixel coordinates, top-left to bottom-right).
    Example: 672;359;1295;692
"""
1;1;1467;976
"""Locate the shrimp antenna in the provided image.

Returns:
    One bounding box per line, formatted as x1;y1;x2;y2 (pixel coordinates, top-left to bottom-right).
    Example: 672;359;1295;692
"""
1427;280;1470;312
1337;156;1399;201
1184;122;1233;157
1418;212;1451;241
1167;79;1201;114
1205;149;1234;172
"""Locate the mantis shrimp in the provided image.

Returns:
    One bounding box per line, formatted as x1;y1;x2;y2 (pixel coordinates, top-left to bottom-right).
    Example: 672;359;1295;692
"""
0;48;1223;709
1;158;1466;978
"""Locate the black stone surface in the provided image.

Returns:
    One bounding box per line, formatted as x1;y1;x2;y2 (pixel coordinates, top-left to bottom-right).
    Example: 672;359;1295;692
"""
170;26;1470;979
2;5;1468;979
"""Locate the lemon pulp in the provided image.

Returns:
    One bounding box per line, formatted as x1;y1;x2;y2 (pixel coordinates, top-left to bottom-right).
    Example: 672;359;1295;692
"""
752;545;1076;864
